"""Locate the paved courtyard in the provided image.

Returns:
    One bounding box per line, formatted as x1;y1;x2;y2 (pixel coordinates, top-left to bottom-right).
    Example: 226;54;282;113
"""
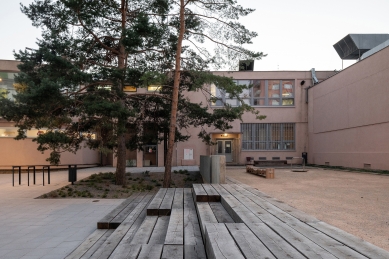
227;166;389;251
0;166;198;259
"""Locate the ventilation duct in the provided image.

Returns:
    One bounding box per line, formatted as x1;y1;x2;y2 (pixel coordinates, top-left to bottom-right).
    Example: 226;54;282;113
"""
333;34;389;60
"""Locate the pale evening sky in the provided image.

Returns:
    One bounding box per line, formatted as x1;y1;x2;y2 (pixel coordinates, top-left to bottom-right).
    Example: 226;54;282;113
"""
1;0;388;71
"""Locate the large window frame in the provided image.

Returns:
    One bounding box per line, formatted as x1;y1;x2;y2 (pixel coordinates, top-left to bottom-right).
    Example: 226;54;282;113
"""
241;123;295;150
211;79;294;107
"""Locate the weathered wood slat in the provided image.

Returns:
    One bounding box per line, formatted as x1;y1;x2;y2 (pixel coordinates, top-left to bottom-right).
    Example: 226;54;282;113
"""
107;244;141;259
308;221;389;259
90;192;153;259
230;184;368;259
227;177;320;223
204;223;244;259
165;188;184;245
202;184;220;202
248;222;306;259
65;229;110;259
183;188;203;246
129;216;158;245
97;192;140;229
225;223;275;259
195;202;218;239
159;188;175;216
147;188;168;216
224;184;340;259
208;202;234;223
217;185;260;223
184;245;207;259
137;244;164;259
161;245;184;259
148;216;170;244
192;184;208;202
108;197;152;258
80;230;114;259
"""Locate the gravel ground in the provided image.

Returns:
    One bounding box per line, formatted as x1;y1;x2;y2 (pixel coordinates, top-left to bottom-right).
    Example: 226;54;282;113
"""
226;167;389;251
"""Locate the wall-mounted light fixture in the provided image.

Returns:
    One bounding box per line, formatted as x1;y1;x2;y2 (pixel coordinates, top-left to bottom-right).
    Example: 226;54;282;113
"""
0;78;2;82
223;133;228;137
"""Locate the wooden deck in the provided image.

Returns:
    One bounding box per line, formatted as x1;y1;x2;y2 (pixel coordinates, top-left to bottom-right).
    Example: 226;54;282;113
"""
66;178;389;259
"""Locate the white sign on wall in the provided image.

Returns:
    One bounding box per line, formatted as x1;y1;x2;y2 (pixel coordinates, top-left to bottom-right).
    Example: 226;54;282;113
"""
184;149;193;160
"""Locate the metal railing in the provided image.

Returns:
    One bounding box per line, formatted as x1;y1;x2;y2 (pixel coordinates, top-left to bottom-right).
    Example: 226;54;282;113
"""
10;163;97;186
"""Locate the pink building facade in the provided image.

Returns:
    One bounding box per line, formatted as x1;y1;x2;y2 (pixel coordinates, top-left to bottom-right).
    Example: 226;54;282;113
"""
1;43;389;170
308;45;389;170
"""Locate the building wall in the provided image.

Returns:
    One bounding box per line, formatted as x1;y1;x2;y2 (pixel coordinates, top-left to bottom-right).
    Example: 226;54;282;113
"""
308;46;389;170
177;70;336;165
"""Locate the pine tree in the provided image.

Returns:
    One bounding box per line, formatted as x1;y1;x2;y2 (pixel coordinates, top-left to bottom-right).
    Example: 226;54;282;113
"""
162;0;265;187
0;0;264;187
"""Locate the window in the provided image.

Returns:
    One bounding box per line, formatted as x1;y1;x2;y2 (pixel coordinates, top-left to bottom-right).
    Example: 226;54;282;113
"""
211;79;294;107
0;72;17;101
241;123;295;150
123;86;137;92
147;85;161;92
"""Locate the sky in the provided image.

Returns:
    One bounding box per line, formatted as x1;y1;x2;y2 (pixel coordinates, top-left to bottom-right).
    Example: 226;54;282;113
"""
1;0;389;71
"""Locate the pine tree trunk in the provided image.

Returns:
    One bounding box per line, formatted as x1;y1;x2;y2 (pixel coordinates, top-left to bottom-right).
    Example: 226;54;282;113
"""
163;0;185;188
115;0;127;186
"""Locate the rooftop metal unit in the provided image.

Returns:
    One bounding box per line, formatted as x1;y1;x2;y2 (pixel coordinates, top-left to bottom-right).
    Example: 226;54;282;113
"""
333;34;389;60
239;60;254;71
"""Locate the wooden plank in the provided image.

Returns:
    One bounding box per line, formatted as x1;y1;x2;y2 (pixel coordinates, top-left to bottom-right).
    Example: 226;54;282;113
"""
147;188;168;216
204;223;244;259
129;216;158;244
107;244;141;259
137;244;163;259
97;193;140;229
209;202;234;223
109;196;153;258
225;223;275;259
224;184;339;259
195;202;218;239
227;177;320;223
217;185;261;223
171;188;184;209
165;188;184;244
265;221;338;259
161;245;184;259
308;221;389;259
183;188;203;246
248;223;306;259
184;245;207;259
90;192;153;259
202;184;220;202
159;188;175;216
65;229;110;259
192;184;208;202
110;195;146;229
80;230;114;259
230;184;367;259
148;216;170;244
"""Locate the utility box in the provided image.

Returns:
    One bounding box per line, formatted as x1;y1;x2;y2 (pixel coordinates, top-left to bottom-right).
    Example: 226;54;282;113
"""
68;165;77;185
302;152;308;164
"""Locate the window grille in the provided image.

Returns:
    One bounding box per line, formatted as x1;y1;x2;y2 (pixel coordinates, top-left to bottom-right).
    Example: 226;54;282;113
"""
241;123;295;150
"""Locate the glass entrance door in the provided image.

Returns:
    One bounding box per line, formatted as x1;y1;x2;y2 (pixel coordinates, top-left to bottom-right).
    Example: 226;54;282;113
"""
217;140;233;162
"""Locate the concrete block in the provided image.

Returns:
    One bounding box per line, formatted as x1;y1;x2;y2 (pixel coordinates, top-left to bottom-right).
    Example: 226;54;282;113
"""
200;155;211;183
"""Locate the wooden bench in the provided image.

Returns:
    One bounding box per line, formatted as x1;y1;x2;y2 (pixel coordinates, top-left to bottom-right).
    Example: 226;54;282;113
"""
246;166;275;178
97;192;143;229
67;183;389;259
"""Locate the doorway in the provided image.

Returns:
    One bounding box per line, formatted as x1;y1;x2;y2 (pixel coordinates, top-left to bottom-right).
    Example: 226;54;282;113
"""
216;139;233;162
